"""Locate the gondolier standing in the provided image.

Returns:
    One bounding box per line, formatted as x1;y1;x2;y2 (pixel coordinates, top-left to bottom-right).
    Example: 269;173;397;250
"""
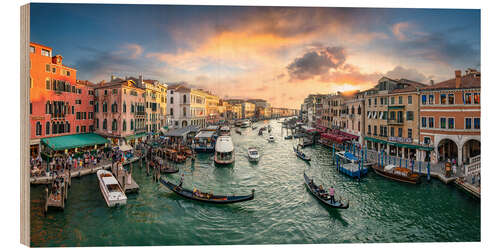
329;186;335;203
179;173;185;188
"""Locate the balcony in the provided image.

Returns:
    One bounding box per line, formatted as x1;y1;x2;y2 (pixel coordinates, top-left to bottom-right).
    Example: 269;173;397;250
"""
388;119;404;125
134;128;147;133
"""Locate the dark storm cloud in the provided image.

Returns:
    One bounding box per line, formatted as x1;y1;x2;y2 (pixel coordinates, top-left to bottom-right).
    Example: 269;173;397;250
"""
287;46;346;81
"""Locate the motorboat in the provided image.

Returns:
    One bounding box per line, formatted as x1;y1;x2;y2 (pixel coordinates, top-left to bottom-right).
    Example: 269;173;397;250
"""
241;119;251;128
214;136;235;165
284;135;293;140
97;170;127;207
219;126;231;136
247;147;260;162
267;135;275;142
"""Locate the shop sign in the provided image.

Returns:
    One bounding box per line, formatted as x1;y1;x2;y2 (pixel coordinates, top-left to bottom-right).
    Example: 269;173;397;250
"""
388;136;412;144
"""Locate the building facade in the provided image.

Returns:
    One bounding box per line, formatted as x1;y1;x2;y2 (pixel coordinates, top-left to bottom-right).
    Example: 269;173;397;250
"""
167;84;207;128
29;42;94;156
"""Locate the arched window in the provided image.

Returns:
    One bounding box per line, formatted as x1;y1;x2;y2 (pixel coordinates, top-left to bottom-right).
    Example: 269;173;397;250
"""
52;122;57;134
123;120;127;131
170;108;173;116
130;120;134;130
123;102;126;113
112;102;117;113
103;102;107;113
183;107;186;117
35;122;42;136
52;79;56;90
96;118;99;129
66;122;70;133
45;121;50;135
183;95;187;104
358;105;361;115
112;119;117;131
170;97;174;104
351;106;355;114
59;122;65;133
103;119;107;130
46;101;50;114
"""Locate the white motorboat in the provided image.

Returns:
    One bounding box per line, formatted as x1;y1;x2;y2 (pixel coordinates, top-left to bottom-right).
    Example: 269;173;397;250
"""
241;119;251;128
214;136;235;165
97;169;127;207
247;147;260;162
219;126;231;136
267;135;276;142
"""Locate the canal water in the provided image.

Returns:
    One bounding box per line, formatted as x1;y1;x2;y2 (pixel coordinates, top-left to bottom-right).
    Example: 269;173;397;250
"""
30;119;480;247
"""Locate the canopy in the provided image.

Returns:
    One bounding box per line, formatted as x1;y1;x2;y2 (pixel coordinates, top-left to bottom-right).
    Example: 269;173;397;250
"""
119;144;133;152
164;126;199;137
42;133;108;151
102;176;119;186
125;133;147;140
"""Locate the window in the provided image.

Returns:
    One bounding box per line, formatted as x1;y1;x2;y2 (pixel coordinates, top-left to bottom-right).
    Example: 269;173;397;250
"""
398;127;402;137
383;111;387;120
429;117;434;128
35;122;42;136
465;93;472;104
380;97;384;105
183;95;187;104
373;111;378;119
103;119;107;130
76;126;80;133
46;101;50;114
103;102;107;113
66;122;70;133
374;125;377;136
448;118;455;129
429;94;434;104
81;126;86;133
45;78;50;90
390;111;395;120
407;111;414;121
112;119;117;131
41;49;50;57
357;105;361;115
30;46;35;53
465;118;472;129
408;128;412;139
440;94;447;104
367;125;371;135
380;126;383;136
131;120;134;130
421;95;427;105
45;122;50;135
45;64;51;72
123;103;126;113
374;98;377;105
424;137;431;145
397;111;403;122
367;111;371;119
170;97;174;104
52;67;56;73
474;93;480;104
379;111;383;120
113;89;117;94
123;120;127;131
474;118;480;129
391;96;395;104
440;117;446;129
422;117;427;128
170;108;173;116
390;127;395;137
96;118;99;129
408;96;412;104
399;96;402;104
448;94;454;104
183;107;186;117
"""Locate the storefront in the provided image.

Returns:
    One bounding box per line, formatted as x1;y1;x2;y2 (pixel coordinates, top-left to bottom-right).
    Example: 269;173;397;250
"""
41;133;109;159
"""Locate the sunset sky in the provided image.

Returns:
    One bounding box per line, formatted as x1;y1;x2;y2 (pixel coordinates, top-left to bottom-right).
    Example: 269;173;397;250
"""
30;4;480;109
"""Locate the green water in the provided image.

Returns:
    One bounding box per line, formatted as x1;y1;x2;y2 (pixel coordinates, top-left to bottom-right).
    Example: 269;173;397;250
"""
30;120;480;247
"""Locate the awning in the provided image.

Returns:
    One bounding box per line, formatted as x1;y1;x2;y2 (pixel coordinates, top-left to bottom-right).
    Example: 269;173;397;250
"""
125;133;147;140
387;141;434;151
42;133;108;151
119;144;133;151
364;136;388;144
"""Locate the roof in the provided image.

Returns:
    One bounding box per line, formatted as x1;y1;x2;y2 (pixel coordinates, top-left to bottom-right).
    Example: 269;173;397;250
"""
42;133;108;151
163;125;199;137
215;136;234;153
102;176;119;186
195;130;216;138
421;73;480;91
389;79;426;94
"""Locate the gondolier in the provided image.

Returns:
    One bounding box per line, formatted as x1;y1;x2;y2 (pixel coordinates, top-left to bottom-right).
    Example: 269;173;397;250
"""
179;173;185;188
329;186;335;203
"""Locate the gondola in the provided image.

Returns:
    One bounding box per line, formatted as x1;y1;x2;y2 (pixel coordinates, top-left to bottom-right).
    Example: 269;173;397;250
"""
372;164;421;184
294;146;311;162
304;172;349;209
160;178;255;204
160;164;179;174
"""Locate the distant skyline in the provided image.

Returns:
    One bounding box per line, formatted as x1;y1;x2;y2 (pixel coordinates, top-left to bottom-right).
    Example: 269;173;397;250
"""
30;4;480;108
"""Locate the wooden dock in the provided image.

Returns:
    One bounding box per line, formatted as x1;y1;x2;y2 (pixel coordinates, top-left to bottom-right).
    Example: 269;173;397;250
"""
44;173;70;215
453;178;480;199
111;161;140;194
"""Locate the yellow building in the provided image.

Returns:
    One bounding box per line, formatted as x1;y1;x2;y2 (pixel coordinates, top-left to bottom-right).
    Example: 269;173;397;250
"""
242;102;256;119
202;91;220;124
190;89;207;127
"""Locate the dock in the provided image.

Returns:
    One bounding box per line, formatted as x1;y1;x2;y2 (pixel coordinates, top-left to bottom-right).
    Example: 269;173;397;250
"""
44;172;70;215
111;159;140;194
453;178;480;199
336;162;369;179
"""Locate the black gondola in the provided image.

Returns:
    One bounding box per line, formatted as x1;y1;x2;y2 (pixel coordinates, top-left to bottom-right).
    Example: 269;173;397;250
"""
160;164;179;174
304;172;349;209
160;178;255;204
294;146;311;162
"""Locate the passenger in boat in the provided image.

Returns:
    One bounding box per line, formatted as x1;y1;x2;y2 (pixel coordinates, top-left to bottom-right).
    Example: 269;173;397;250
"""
329;186;335;203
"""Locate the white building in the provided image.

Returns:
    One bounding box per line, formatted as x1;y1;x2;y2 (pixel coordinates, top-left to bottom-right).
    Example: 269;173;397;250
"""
167;83;207;128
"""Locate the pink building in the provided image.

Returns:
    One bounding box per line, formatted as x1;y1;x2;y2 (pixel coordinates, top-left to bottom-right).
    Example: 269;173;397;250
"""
93;76;146;146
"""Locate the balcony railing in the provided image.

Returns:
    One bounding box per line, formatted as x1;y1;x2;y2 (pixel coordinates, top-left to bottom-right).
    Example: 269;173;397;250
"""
388;119;404;125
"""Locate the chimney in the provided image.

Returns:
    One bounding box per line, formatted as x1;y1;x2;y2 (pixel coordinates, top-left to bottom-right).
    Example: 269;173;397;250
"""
455;70;461;88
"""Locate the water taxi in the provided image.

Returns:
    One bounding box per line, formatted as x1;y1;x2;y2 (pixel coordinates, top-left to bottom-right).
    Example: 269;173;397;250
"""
193;130;216;152
247;147;260;162
267;135;276;142
372;164;421;184
97;170;127;207
214;136;235;165
219;126;231;136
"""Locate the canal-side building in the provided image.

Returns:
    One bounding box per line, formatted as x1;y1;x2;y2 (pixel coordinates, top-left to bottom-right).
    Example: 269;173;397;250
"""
387;79;428;160
140;78;162;133
342;92;365;144
167;83;207;128
203;91;220;124
419;69;481;167
29;42;95;156
93;77;146;146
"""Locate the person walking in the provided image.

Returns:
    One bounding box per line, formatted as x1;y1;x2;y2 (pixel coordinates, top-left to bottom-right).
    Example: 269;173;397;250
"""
329;186;335;204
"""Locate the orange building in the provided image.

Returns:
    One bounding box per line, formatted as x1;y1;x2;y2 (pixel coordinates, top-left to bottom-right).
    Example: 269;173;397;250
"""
419;69;480;166
29;42;95;156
